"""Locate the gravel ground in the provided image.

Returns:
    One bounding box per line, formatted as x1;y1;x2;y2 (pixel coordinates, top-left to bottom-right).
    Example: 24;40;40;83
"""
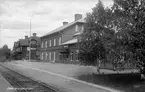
1;61;120;92
11;60;138;77
1;60;139;92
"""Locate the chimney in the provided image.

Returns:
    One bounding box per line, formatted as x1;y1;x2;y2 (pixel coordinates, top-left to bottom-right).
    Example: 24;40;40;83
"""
63;22;68;25
75;14;82;21
33;33;37;37
25;36;28;39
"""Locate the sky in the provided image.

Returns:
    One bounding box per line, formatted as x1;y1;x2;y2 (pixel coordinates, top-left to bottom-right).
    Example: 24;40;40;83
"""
0;0;113;49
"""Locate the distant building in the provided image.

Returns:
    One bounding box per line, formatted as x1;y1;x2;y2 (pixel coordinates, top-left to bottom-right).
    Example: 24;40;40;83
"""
13;40;23;60
29;33;41;60
40;14;85;64
12;33;40;60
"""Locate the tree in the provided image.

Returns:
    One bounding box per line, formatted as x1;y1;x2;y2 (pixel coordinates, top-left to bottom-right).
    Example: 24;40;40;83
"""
79;0;113;73
0;45;10;61
111;0;145;76
80;0;145;76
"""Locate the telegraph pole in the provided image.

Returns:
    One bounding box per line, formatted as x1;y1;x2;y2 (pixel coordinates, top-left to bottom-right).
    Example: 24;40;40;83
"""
29;17;31;61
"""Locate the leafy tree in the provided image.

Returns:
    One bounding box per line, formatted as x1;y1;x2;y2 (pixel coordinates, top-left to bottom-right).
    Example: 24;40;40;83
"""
111;0;145;75
79;0;113;73
0;45;10;61
79;0;145;76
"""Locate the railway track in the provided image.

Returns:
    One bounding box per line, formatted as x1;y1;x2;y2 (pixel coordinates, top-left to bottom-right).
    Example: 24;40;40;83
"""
0;65;60;92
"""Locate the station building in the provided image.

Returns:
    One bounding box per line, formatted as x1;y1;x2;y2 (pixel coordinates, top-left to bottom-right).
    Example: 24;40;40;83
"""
40;14;85;64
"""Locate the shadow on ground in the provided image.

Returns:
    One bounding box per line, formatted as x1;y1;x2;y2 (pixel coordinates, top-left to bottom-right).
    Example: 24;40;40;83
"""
77;73;145;92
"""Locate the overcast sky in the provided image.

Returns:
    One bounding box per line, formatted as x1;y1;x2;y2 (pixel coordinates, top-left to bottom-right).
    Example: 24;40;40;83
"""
0;0;113;49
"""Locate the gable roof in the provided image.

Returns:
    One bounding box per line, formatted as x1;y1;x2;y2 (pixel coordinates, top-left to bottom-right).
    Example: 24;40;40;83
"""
41;18;85;38
30;36;41;44
14;41;20;47
13;42;18;50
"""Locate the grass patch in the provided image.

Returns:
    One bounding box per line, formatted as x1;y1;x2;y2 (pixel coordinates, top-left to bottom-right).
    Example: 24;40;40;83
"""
77;73;145;92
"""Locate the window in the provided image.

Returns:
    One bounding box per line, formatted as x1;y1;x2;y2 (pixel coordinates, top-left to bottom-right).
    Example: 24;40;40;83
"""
76;50;79;61
75;25;78;32
81;25;84;31
45;41;47;48
20;47;22;51
53;52;56;61
59;53;62;60
49;40;51;47
47;52;49;60
31;40;37;48
31;40;37;44
41;52;44;60
54;39;56;46
49;52;51;60
70;52;73;61
41;42;44;48
59;37;61;45
45;52;48;60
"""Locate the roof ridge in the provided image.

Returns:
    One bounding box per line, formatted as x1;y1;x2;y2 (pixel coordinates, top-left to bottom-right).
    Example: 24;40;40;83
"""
41;18;85;38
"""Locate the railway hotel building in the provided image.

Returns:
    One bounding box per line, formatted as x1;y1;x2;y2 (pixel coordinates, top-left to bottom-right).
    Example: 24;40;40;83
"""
40;14;85;64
